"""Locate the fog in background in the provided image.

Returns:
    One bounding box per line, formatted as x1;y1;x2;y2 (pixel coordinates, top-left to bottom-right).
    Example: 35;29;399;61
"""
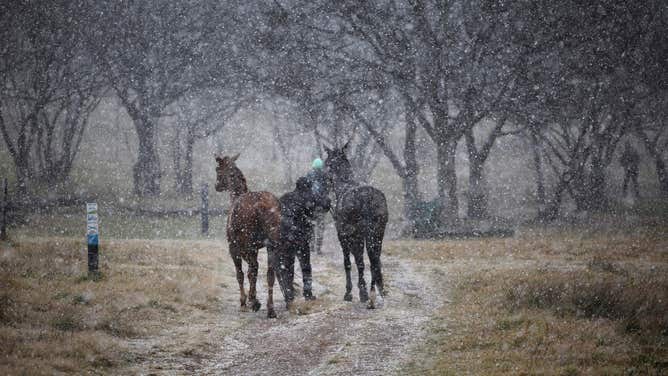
1;0;666;228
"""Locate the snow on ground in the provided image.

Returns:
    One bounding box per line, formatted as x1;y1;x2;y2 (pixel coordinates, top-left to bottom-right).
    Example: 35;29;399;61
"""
119;229;452;375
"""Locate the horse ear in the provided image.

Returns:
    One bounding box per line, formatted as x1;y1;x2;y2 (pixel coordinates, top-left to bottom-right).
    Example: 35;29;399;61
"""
215;155;224;163
231;153;240;162
342;140;350;153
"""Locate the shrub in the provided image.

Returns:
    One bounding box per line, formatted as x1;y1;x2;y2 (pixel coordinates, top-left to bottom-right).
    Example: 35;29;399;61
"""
506;269;668;337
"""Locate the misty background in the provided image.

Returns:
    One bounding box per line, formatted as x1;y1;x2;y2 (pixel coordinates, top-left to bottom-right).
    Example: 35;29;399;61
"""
1;0;666;230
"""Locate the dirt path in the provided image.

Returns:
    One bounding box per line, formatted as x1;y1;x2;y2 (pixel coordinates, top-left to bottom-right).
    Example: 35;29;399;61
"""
122;231;454;375
203;254;449;375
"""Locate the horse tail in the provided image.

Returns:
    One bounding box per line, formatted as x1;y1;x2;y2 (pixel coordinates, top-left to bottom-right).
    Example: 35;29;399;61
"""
358;186;387;294
354;186;388;244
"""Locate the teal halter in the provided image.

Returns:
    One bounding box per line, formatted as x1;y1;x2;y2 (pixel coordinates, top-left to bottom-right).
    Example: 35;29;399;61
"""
312;158;324;170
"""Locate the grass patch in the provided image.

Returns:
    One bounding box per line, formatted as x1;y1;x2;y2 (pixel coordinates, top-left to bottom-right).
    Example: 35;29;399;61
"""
11;206;229;240
388;219;668;264
0;293;16;323
51;311;83;331
506;269;668;338
0;237;227;374
75;272;104;283
398;222;668;375
148;299;178;313
406;268;668;375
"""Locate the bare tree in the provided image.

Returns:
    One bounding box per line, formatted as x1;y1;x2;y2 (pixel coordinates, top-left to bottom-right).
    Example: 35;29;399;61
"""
84;1;245;196
632;96;668;197
0;1;102;196
273;0;520;223
167;89;247;195
464;112;520;219
512;0;667;218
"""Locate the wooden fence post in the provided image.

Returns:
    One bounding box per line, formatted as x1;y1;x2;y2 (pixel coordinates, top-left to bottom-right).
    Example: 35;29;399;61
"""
201;183;209;235
1;178;7;240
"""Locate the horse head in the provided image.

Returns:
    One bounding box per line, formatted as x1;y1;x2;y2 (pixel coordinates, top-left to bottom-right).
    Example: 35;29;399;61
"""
215;153;240;192
323;141;354;185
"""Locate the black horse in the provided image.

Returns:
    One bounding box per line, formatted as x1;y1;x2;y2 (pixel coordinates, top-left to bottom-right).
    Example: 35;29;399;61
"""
276;177;331;306
324;143;388;309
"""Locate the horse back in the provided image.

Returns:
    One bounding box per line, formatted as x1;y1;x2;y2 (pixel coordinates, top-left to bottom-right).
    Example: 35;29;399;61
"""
338;185;388;225
227;191;280;247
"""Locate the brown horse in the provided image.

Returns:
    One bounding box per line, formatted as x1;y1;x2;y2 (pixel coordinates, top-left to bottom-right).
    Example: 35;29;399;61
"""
215;154;281;318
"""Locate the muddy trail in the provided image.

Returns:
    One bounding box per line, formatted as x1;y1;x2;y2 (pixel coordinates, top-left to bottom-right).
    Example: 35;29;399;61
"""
121;231;454;375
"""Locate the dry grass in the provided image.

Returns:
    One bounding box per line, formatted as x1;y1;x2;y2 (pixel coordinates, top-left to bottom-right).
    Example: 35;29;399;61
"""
1;215;666;374
387;221;667;264
12;207;229;239
506;268;668;338
399;222;668;375
445;270;668;375
0;237;227;375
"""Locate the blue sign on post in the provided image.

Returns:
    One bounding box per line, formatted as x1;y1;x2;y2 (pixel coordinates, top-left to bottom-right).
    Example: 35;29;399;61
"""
86;203;99;275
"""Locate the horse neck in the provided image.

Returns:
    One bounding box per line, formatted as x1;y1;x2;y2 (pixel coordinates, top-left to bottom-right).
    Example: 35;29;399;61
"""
229;166;249;200
333;176;357;200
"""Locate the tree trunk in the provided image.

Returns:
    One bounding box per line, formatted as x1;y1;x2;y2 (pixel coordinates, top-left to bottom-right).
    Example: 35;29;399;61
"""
530;130;546;209
12;121;33;197
635;125;668;197
172;126;183;192
41;163;72;190
541;177;568;221
571;156;607;212
403;113;421;217
587;157;607;211
132;117;161;197
467;159;487;219
655;156;668;197
14;157;29;197
177;135;195;195
436;138;459;224
464;129;489;219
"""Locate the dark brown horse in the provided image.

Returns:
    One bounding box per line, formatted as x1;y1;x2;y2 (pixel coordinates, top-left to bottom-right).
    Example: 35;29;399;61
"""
324;143;388;309
215;154;282;318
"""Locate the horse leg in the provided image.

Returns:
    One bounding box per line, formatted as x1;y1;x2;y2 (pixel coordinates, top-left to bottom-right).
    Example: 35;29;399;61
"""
367;246;381;311
313;215;325;255
342;246;353;302
275;242;297;310
366;224;386;298
246;250;261;312
231;248;247;309
266;250;277;318
366;234;376;310
349;236;368;303
297;241;315;300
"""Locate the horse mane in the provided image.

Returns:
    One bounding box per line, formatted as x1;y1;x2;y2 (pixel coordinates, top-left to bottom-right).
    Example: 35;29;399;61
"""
229;164;249;196
339;163;354;183
331;153;355;183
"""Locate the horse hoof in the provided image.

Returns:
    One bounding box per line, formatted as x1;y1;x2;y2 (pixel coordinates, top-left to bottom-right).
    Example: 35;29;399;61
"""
251;300;261;312
304;293;317;301
359;292;369;303
267;308;277;318
343;293;353;302
367;301;375;310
